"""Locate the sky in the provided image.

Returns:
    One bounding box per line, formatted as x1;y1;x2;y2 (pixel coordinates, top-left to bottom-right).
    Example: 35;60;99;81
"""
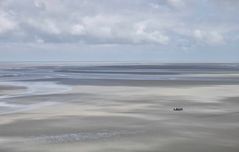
0;0;239;62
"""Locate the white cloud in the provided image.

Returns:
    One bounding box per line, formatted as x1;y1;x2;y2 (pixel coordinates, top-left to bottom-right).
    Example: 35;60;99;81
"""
208;31;224;44
80;14;120;39
167;0;185;8
26;18;61;35
0;12;17;33
193;29;225;45
194;29;204;40
134;23;169;44
34;0;46;9
35;36;45;44
71;24;85;35
0;0;237;47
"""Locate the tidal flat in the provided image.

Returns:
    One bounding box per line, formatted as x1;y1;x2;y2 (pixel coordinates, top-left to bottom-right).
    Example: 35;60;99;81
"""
0;63;239;152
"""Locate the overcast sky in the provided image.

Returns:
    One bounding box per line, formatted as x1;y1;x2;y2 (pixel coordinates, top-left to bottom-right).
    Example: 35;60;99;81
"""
0;0;239;62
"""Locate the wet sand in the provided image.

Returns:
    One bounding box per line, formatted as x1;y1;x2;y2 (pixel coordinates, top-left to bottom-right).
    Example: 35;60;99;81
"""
0;64;239;152
0;85;239;152
0;85;26;95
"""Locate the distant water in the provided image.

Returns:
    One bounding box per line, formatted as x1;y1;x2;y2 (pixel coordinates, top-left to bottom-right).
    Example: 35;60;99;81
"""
0;63;239;82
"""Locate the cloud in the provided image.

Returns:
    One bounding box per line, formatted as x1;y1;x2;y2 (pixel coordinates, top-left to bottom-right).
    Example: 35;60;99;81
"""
193;29;224;45
71;24;85;35
134;22;169;44
0;12;17;33
0;0;238;48
26;18;61;35
167;0;185;8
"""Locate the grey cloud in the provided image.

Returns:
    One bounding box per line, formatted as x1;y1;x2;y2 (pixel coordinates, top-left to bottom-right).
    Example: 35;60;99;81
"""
0;0;238;47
